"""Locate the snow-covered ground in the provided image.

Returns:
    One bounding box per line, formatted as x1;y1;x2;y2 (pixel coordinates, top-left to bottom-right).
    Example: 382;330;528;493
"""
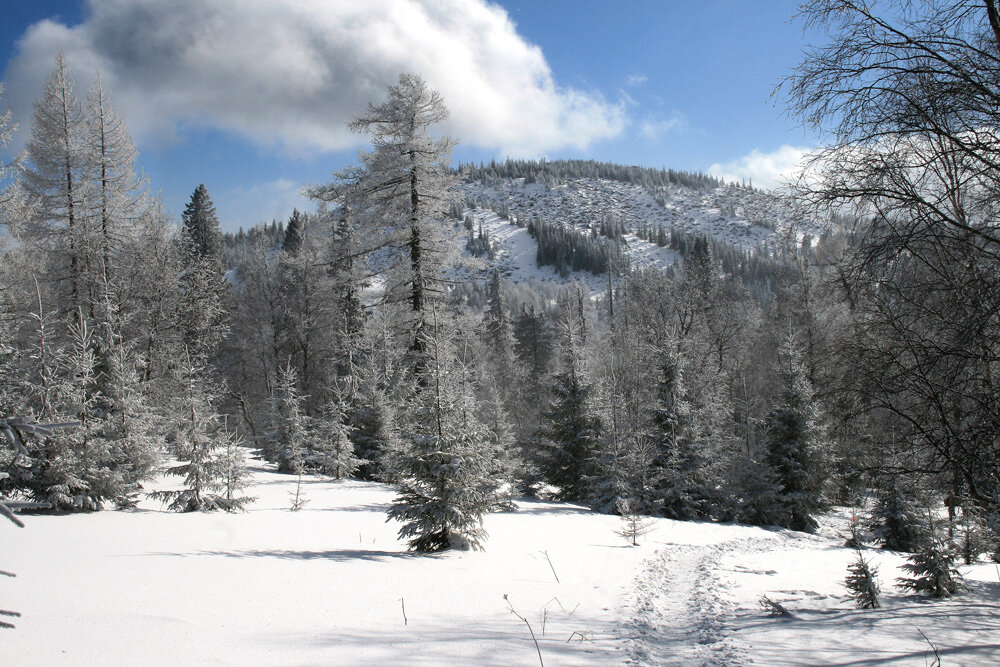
5;460;999;665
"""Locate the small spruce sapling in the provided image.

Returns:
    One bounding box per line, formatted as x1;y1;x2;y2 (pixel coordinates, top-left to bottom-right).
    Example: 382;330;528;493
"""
896;540;964;598
844;547;881;609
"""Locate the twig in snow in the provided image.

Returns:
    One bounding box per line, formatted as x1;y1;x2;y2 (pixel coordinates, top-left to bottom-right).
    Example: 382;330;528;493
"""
566;630;596;644
917;628;941;667
758;594;794;618
504;594;544;667
542;550;560;583
400;598;407;626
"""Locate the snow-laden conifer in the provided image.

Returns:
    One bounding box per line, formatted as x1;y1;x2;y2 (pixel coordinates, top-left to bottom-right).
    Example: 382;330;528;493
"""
765;333;827;532
387;318;504;552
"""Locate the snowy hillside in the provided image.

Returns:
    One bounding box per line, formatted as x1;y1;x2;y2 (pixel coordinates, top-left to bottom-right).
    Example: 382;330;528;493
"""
6;460;999;666
455;169;821;291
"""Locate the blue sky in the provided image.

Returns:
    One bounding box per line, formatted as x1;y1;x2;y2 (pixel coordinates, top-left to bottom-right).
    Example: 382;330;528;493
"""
1;0;820;232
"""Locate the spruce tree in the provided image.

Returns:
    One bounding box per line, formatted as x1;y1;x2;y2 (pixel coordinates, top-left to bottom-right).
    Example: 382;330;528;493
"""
151;353;250;512
270;363;311;474
868;478;927;552
310;388;363;480
387;319;504;552
282;208;304;255
178;184;228;363
896;540;964;598
537;319;603;502
845;548;881;608
765;333;827;532
650;347;708;519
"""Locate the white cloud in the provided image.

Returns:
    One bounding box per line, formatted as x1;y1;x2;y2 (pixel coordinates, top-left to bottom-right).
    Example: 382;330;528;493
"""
639;113;686;141
625;73;647;87
2;0;626;157
708;145;812;190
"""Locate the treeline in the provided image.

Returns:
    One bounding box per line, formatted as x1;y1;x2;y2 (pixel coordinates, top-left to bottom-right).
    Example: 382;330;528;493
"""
461;158;732;191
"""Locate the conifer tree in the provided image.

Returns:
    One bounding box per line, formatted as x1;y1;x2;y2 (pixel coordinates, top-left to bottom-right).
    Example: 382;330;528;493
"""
896;540;963;598
307;74;457;361
21;55;90;320
845;547;881;609
178;184;228;362
387;317;504;552
765;333;827;532
650;347;708;519
537;319;603;501
282;208;304;255
151;353;250;512
270;363;311;474
868;478;927;552
310;387;363;480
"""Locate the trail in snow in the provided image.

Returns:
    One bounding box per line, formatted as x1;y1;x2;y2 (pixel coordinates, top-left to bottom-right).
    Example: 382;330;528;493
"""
623;535;781;666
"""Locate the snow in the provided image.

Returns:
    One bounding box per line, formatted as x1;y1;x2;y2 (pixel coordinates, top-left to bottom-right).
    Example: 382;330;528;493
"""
5;462;999;665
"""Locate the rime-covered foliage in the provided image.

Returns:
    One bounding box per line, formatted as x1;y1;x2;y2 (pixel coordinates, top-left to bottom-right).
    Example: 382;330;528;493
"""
765;335;827;532
896;541;964;598
179;184;228;363
387;323;505;552
269;364;311;474
537;318;603;502
844;549;881;609
310;389;364;480
150;357;253;513
868;480;927;552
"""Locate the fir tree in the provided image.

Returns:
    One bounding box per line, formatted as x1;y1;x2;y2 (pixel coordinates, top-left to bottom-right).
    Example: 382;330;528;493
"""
178;184;228;362
310;388;364;480
868;478;927;552
650;347;708;519
151;354;250;512
270;363;311;474
282;208;304;255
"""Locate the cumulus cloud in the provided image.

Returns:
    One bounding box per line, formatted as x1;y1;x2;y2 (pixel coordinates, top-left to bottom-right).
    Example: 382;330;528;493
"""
708;145;812;190
2;0;626;156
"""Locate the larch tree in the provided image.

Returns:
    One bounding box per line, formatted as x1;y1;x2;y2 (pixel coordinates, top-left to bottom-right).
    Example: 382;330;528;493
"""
306;73;457;361
21;54;91;321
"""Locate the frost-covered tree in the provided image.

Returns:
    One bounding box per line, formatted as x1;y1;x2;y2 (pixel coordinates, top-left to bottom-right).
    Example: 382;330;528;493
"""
151;354;250;512
537;318;603;502
896;540;963;598
178;184;228;362
307;73;457;359
868;478;927;552
310;388;363;480
269;363;311;474
650;347;708;519
387;318;504;552
765;333;827;531
21;55;91;319
845;548;881;609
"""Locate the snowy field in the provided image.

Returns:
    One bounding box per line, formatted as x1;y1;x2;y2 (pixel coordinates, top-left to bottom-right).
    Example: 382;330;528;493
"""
5;459;999;665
